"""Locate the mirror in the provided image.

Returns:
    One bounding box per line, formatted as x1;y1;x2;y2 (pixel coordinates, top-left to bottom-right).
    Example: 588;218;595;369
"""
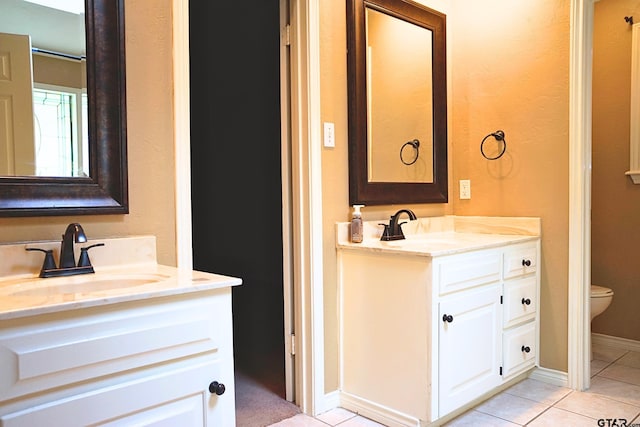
1;0;87;177
0;0;128;216
347;0;447;205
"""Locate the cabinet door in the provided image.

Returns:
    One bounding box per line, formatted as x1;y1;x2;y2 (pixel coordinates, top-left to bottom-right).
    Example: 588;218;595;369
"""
438;284;502;417
0;360;235;427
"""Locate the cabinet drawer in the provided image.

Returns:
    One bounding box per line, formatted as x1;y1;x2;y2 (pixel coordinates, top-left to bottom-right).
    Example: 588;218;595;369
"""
0;291;230;402
502;322;536;379
503;276;537;328
0;359;234;427
436;250;501;295
503;243;537;279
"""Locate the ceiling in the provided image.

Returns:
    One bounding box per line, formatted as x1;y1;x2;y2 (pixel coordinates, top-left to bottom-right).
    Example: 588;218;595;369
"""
0;0;85;57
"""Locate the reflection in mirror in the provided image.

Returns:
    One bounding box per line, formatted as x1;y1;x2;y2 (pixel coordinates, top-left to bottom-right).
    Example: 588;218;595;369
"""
0;0;128;217
1;0;87;177
366;6;433;183
348;0;447;205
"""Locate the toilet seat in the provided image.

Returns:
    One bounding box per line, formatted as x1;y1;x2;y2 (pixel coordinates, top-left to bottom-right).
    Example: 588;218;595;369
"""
591;284;614;297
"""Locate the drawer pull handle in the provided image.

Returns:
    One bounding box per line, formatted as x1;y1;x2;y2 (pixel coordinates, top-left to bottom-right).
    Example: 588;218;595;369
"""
442;314;454;323
209;381;226;395
521;345;531;353
522;259;532;267
522;298;531;305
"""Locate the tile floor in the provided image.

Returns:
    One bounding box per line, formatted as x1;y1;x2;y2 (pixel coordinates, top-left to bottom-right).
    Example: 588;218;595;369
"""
270;341;640;426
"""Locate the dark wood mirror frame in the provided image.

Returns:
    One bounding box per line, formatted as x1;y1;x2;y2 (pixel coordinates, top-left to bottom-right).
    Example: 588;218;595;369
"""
347;0;447;205
0;0;128;217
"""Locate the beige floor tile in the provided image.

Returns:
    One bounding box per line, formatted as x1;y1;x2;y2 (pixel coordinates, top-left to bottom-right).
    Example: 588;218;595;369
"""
592;344;628;362
503;378;571;405
599;363;640;387
527;407;596;427
316;407;357;425
591;359;610;376
269;413;330;426
338;415;387;426
618;351;640;369
444;409;520;426
554;390;640;421
588;376;640;407
474;393;549;425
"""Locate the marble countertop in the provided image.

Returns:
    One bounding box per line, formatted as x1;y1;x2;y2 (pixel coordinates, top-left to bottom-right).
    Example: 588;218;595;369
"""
0;236;242;321
337;231;538;257
0;263;242;320
336;215;541;257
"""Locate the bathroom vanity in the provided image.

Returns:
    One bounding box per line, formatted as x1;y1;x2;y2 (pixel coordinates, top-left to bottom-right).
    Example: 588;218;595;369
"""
336;216;540;427
0;236;241;427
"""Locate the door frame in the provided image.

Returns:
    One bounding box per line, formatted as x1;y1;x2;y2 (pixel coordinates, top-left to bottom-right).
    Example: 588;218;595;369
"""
172;0;325;415
568;0;593;391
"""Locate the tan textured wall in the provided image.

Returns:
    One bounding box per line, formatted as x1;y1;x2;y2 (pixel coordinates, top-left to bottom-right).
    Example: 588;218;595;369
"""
33;55;85;89
0;0;178;266
320;0;452;391
449;1;570;371
320;0;571;388
592;0;640;341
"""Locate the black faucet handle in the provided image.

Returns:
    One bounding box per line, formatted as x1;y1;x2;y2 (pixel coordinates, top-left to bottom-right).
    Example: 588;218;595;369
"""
26;247;57;272
379;223;396;241
78;243;105;268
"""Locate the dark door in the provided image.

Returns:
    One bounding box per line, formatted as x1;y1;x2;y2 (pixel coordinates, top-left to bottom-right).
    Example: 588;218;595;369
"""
189;0;285;395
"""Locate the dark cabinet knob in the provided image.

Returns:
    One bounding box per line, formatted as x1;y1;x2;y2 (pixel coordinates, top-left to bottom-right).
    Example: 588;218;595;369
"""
521;345;531;353
442;314;454;323
209;381;226;395
522;259;532;267
521;298;531;305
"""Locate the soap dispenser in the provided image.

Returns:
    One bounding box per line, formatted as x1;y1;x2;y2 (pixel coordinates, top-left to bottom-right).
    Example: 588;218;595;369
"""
350;204;365;243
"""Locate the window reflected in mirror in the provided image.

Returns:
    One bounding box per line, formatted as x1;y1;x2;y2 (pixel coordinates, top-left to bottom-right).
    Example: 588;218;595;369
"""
33;86;88;177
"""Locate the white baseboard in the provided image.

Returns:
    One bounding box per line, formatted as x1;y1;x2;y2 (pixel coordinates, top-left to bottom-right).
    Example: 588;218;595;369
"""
528;366;569;387
592;333;640;352
339;391;420;427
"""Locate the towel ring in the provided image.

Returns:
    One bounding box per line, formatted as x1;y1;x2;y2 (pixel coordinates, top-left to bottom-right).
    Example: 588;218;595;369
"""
480;130;507;160
400;139;420;165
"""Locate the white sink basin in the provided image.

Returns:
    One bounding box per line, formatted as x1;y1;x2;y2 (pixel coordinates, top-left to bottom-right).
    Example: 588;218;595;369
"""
3;273;170;296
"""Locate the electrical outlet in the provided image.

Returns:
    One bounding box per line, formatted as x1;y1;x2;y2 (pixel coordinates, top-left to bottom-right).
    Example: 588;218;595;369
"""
323;122;335;148
460;179;471;199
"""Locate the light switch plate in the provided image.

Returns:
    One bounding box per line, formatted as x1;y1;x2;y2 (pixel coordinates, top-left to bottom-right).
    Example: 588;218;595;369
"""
323;122;335;148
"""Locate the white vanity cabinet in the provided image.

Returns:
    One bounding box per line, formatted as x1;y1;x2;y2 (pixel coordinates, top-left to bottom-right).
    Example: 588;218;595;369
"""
338;238;540;427
0;288;237;427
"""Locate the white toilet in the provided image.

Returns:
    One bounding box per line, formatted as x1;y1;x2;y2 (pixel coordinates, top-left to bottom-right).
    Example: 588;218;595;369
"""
591;284;614;321
590;284;614;360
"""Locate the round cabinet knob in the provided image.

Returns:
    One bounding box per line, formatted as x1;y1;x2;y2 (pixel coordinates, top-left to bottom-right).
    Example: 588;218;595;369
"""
521;298;531;305
522;259;532;267
521;345;531;353
442;314;454;323
209;381;226;395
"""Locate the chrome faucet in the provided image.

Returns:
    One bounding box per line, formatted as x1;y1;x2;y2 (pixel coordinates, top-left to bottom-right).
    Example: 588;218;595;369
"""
380;209;417;241
59;223;88;268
